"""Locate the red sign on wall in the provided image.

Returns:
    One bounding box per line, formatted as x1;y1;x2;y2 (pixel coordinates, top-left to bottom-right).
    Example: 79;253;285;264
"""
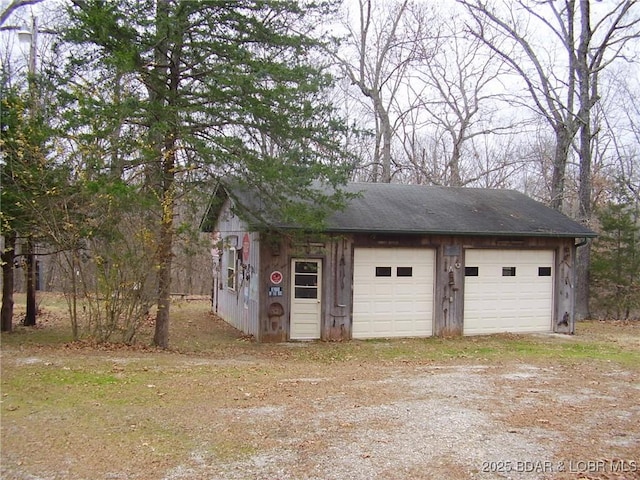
242;233;250;263
270;271;283;285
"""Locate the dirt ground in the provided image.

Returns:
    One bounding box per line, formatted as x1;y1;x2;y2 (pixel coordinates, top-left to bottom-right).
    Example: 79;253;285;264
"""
1;296;639;480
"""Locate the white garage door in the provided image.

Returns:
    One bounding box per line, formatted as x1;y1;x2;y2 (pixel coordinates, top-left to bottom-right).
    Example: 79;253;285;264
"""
463;249;554;335
353;248;435;338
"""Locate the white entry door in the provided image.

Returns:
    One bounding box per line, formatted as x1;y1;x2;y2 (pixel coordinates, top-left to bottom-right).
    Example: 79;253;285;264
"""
290;259;322;340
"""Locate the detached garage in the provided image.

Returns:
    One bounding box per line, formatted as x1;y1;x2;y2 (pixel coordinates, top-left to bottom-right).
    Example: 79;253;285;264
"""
207;182;596;342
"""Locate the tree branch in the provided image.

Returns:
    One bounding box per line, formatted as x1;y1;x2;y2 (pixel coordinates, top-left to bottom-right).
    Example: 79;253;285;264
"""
0;0;43;27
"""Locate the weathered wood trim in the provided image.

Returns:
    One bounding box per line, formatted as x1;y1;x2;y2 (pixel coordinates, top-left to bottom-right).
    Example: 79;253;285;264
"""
435;238;464;337
259;233;290;342
323;235;352;341
554;239;576;334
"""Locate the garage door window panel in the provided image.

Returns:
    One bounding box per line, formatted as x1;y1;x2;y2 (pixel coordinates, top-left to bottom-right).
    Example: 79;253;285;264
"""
502;267;517;276
465;267;479;276
397;267;413;277
538;267;552;276
375;267;392;277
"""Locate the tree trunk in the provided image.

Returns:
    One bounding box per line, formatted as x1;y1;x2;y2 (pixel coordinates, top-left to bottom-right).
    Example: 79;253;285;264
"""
575;242;591;320
150;0;177;349
369;92;392;183
24;236;37;326
550;125;572;211
450;134;463;187
1;232;16;332
379;103;392;183
69;250;79;340
153;225;173;348
153;160;175;349
574;0;593;320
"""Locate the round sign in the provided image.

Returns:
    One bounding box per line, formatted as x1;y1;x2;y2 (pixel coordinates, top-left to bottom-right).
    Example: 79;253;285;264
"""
270;271;283;285
242;233;250;263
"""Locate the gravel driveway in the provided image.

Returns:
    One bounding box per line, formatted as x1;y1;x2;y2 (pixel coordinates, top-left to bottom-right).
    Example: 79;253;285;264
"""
162;361;640;480
2;317;639;480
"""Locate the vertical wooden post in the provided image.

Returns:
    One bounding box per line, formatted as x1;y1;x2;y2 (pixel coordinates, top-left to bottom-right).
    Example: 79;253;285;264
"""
555;240;576;334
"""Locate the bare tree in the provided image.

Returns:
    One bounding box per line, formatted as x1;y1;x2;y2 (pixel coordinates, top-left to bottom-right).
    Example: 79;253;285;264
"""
574;0;640;318
460;0;640;319
336;0;420;182
404;10;517;186
0;0;43;26
595;63;640;209
459;0;578;209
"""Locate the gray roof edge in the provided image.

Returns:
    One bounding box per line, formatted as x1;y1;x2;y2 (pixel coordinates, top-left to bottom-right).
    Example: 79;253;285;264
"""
323;227;597;238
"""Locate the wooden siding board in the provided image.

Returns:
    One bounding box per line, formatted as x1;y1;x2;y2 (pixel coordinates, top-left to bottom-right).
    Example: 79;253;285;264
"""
555;239;576;334
326;236;352;341
436;239;464;336
260;235;291;342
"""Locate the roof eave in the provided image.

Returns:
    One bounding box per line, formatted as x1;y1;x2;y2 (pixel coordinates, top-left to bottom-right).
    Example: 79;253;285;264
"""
323;227;597;238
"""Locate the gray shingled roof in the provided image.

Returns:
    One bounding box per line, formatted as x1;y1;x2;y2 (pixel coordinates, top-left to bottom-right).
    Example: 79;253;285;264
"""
326;183;596;238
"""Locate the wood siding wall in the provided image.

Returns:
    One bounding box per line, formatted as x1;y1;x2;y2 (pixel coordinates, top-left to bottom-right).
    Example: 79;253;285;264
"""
213;200;261;339
212;214;580;342
259;234;353;342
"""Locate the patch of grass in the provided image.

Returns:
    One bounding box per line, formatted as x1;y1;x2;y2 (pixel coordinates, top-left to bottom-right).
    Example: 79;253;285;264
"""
3;293;639;370
1;320;76;346
557;341;639;365
210;439;258;461
463;334;640;367
35;369;119;387
267;329;640;368
3;293;76;346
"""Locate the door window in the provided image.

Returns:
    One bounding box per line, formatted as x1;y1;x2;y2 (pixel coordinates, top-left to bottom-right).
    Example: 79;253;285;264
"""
294;261;318;299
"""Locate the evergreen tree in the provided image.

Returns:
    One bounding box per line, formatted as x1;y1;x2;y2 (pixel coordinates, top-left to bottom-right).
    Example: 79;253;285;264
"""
63;0;351;348
591;186;640;320
0;85;54;331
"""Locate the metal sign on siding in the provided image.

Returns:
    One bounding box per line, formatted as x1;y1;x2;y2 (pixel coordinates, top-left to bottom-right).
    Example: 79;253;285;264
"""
242;233;250;263
444;245;461;256
269;286;283;297
270;271;283;285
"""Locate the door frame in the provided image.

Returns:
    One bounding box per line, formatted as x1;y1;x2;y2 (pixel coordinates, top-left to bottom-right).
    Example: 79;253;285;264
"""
289;258;322;340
